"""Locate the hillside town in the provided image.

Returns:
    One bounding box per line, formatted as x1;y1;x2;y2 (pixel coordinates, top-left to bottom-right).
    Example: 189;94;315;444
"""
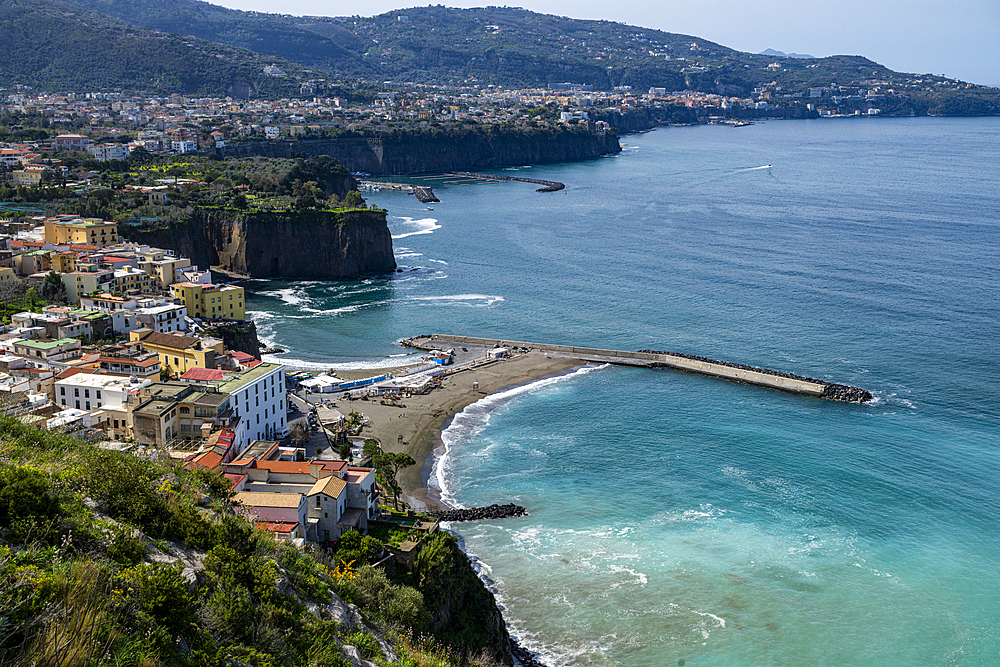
0;212;397;548
0;78;913;169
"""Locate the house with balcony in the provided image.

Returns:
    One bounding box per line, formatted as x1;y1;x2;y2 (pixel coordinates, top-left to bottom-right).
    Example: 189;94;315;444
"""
96;343;161;378
219;454;379;543
12;338;81;362
128;381;236;447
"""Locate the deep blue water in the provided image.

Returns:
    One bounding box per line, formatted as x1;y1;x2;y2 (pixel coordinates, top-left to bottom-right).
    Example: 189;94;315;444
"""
247;117;1000;666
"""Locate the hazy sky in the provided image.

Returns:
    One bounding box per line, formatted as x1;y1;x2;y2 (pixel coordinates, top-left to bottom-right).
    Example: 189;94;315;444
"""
209;0;1000;87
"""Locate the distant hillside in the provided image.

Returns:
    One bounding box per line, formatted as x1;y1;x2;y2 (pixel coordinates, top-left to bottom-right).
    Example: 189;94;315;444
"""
56;0;374;76
760;49;816;59
55;1;995;98
7;0;1000;114
0;0;306;96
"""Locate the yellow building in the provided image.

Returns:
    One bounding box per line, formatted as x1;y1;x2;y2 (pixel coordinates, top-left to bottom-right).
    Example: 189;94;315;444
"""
171;282;246;321
44;217;119;246
0;267;18;283
50;252;78;273
112;267;156;295
129;329;224;376
138;253;191;289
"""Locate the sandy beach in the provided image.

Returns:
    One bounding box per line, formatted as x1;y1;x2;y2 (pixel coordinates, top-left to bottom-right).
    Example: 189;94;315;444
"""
331;350;582;510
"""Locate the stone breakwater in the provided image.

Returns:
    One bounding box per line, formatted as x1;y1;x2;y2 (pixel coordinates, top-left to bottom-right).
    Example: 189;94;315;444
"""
639;350;873;403
429;503;527;522
454;172;565;192
402;334;873;403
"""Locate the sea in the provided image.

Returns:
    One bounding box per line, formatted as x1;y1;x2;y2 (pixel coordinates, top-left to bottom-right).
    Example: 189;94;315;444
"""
245;116;1000;667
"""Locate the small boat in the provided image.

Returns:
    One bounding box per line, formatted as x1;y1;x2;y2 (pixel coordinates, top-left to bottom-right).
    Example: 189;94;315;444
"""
424;207;434;211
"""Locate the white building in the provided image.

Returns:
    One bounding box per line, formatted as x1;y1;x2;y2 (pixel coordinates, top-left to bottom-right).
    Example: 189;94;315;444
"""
171;140;198;154
54;373;150;412
208;363;287;451
79;294;141;334
135;303;187;333
87;143;130;161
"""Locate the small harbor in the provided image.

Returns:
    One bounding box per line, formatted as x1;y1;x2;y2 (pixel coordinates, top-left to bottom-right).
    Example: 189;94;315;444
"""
402;334;872;403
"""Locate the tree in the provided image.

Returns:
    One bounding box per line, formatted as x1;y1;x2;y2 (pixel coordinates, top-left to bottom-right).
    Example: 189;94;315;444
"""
290;424;309;448
40;271;67;304
338;440;352;460
362;438;381;461
373;452;416;511
344;190;364;208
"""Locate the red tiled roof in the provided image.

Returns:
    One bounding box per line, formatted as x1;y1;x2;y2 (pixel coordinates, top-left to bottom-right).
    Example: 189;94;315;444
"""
311;459;347;473
55;367;97;379
185;449;223;471
180;367;230;382
255;461;319;475
256;521;297;534
230;351;254;361
223;472;247;487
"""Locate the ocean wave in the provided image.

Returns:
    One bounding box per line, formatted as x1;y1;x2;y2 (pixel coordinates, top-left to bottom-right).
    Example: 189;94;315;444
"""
432;364;609;509
390;216;441;239
262;353;425;371
408;293;505;307
257;287;309;307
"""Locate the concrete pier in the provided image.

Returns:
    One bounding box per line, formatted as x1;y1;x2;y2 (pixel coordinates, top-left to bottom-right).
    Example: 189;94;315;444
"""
402;334;872;403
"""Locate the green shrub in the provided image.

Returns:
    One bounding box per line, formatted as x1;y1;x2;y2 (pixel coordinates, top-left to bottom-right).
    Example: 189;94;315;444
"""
114;561;195;638
347;630;381;660
106;525;148;566
0;464;62;543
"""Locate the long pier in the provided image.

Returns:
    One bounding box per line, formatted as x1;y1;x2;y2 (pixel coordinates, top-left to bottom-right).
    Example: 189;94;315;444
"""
452;172;565;192
358;181;439;203
402;334;872;403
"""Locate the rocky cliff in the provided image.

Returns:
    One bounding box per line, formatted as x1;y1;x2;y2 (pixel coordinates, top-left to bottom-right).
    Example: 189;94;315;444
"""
123;208;395;279
220;125;621;175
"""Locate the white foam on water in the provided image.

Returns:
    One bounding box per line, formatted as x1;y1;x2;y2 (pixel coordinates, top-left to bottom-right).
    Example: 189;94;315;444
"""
433;364;608;508
262;352;425;371
257;287;308;306
390;216;441;239
408;293;505;307
608;564;648;587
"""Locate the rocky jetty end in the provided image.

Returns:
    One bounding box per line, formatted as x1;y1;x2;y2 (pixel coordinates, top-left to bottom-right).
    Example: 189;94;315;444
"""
430;503;528;522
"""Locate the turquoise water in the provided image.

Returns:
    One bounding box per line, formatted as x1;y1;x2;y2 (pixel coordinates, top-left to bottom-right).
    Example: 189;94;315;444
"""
246;117;1000;666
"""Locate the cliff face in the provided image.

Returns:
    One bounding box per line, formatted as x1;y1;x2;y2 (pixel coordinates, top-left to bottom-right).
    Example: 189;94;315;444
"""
124;209;396;279
413;533;513;666
201;320;262;359
221;126;621;175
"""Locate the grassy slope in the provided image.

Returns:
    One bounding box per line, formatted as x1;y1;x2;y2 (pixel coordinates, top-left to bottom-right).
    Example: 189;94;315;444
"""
0;418;503;666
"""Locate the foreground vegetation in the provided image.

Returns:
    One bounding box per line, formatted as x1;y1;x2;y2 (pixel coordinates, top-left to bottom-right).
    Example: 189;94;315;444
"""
0;419;510;666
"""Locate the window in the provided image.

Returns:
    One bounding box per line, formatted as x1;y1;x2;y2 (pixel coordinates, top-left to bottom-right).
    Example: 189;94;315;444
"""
96;390;101;400
316;496;321;507
60;387;65;395
74;388;79;397
85;401;90;410
75;400;80;409
84;389;90;399
61;399;66;406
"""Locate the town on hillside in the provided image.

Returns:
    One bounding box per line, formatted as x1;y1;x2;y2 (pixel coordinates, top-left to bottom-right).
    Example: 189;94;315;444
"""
0;212;432;550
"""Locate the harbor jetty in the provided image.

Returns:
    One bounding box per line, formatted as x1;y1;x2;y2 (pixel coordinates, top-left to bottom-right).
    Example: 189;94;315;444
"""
453;171;565;192
429;503;528;522
359;180;439;203
402;334;872;403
